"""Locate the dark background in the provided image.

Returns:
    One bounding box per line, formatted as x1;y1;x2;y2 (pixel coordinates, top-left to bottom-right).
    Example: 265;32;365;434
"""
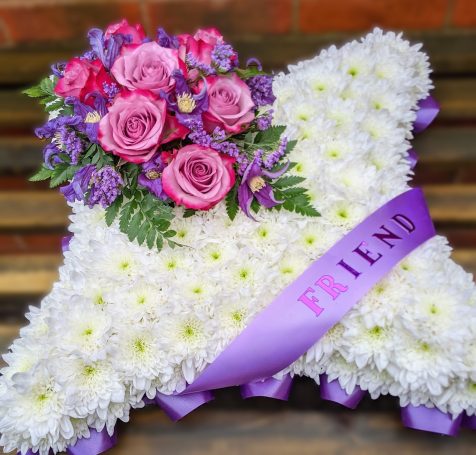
0;1;475;453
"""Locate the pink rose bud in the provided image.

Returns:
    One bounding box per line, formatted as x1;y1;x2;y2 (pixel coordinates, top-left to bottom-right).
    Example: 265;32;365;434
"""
202;73;255;134
111;42;181;95
177;27;224;66
98;90;167;164
162;144;236;210
104;19;146;44
54;57;91;99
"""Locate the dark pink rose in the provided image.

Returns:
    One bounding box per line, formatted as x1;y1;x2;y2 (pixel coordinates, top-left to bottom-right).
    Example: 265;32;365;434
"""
162;144;235;210
54;58;114;105
54;58;90;98
111;42;180;94
98;90;167;164
202;73;255;134
178;27;223;66
105;19;146;44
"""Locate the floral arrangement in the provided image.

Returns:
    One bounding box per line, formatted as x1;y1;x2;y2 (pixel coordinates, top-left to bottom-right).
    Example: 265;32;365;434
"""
25;20;317;251
1;25;475;455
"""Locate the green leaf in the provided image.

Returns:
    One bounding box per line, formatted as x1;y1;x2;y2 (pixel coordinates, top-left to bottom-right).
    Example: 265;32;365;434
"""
119;201;135;232
156;234;164;252
163;230;176;238
136;221;149;245
285;139;297;155
49;164;80;188
281;186;308;198
183;209;197;218
127;211;143;242
235;67;267;79
225;183;239;221
29;166;53;182
105;195;123;227
273;176;306;189
146;228;156;249
40;77;56;96
22;85;44;98
294;203;320;217
251;198;260;214
255;125;286;148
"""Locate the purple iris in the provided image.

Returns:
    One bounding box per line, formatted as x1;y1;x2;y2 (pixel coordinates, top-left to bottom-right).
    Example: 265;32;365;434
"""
138;154;168;200
88;28;130;70
60;165;95;203
157;28;179;49
238;158;289;219
163;70;208;125
65;93;107;143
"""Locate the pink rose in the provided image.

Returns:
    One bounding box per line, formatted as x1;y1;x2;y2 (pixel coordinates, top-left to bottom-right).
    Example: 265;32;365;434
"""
111;42;180;94
162;144;235;210
105;19;146;44
54;57;90;98
178;27;223;66
98;90;167;164
202;73;255;134
55;58;114;105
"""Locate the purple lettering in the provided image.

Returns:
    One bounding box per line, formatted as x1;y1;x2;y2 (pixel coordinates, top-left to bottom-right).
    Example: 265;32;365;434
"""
297;287;324;316
353;241;383;265
315;275;349;300
336;259;362;278
392;214;415;233
372;225;402;248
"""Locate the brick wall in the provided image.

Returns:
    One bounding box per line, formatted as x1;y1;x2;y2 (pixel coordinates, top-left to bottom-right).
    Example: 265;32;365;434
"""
0;0;475;48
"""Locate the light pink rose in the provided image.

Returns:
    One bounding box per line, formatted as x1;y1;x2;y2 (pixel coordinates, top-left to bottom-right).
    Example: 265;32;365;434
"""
177;27;223;66
105;19;146;44
111;42;181;94
162;144;236;210
98;90;167;164
202;73;255;134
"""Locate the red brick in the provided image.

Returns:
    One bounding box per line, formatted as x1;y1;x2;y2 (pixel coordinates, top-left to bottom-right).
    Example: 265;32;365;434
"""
299;0;449;33
0;3;142;44
452;0;476;27
146;0;292;36
0;18;10;46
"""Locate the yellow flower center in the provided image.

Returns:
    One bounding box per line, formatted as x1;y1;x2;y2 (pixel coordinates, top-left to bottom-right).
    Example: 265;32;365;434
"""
177;93;196;113
249;176;266;193
145;169;161;180
84;111;101;123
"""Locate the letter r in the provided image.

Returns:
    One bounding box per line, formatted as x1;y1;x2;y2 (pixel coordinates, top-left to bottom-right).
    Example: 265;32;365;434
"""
315;275;349;300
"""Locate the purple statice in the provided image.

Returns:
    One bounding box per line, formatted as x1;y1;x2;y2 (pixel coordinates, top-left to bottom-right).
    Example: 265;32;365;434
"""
138;154;168;200
186;52;215;75
88;166;123;208
157;27;179;49
60;165;95;203
58;127;84;165
247;75;276;107
36;115;83;168
256;109;274;131
263;137;288;170
103;81;120;102
211;43;237;73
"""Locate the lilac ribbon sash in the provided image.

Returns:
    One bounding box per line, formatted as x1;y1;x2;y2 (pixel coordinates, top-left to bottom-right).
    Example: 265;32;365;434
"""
401;405;462;436
413;95;440;134
187;188;435;394
319;374;365;409
152;390;214;421
241;374;293;400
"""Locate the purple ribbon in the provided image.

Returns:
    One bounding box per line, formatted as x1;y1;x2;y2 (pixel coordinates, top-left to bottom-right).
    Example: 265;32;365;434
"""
152;390;214;421
319;374;366;409
413;95;440;134
21;429;116;455
61;234;73;253
462;413;476;430
401;405;463;436
407;95;440;169
241;374;293;400
187;188;435;394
